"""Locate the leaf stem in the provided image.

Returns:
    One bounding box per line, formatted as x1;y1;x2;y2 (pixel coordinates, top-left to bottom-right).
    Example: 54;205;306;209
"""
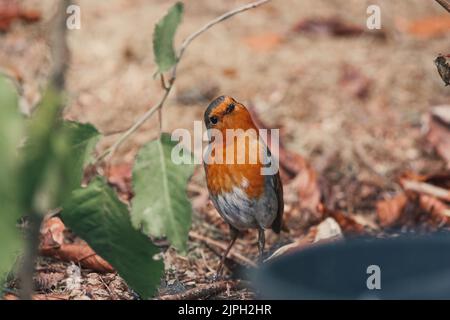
94;0;271;163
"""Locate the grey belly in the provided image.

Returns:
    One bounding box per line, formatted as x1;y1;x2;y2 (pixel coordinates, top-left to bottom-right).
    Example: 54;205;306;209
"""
211;186;278;231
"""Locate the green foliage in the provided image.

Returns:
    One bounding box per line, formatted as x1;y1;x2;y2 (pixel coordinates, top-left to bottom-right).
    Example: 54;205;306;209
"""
62;178;164;299
0;76;24;285
19;89;100;213
60;121;100;196
153;2;184;72
0;218;21;287
19;86;63;213
1;1;197;298
0;76;23;203
131;133;194;252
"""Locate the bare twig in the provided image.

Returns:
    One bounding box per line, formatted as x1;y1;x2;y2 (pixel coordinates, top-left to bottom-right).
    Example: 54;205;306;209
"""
174;0;271;75
99;275;119;300
95;0;271;163
95;87;171;161
401;179;450;202
50;0;70;90
158;280;249;300
435;0;450;13
189;231;257;267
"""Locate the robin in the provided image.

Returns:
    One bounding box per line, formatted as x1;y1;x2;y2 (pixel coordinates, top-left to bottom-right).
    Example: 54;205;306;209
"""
203;95;284;277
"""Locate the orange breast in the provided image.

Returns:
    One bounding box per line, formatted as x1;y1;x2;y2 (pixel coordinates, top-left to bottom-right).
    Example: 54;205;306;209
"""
205;134;265;199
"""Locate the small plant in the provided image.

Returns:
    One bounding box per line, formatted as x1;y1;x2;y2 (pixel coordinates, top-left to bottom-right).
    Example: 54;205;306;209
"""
0;0;270;299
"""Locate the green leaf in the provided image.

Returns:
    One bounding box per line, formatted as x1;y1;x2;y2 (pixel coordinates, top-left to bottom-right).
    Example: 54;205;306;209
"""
20;86;101;212
153;2;184;72
19;85;63;212
0;76;24;285
0;215;21;287
131;133;194;252
0;77;23;200
60;121;100;196
62;178;164;299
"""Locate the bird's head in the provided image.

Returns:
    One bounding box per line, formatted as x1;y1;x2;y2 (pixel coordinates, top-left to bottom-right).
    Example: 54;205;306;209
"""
204;96;257;133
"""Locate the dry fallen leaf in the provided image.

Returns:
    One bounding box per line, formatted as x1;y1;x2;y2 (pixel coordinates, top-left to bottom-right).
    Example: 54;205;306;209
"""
0;0;40;32
266;217;343;261
39;217;114;273
376;193;408;227
242;32;284;51
313;217;343;242
419;194;450;225
40;216;66;245
288;154;321;215
3;293;70;300
265;224;317;260
104;163;133;200
396;15;450;38
426;105;450;168
318;203;366;234
222;67;238;79
291;17;384;38
377;172;450;229
40;242;114;273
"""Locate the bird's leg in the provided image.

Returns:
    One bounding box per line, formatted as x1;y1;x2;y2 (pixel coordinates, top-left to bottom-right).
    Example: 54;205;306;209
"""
258;228;265;264
215;226;239;279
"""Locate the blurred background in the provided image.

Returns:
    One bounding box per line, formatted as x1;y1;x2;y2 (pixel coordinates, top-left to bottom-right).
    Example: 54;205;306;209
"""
2;0;448;166
1;0;449;299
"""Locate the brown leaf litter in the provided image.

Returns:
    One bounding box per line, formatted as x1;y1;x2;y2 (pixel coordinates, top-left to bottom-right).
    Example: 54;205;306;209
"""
291;16;385;38
0;0;40;32
376;172;450;229
39;217;114;273
426;105;450;167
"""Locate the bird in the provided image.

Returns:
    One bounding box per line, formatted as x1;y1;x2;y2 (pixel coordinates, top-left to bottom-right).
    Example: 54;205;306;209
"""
203;95;284;277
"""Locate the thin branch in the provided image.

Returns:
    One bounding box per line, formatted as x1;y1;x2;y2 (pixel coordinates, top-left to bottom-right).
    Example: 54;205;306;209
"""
50;0;70;90
95;0;271;163
435;0;450;13
158;280;250;300
95;87;171;161
159;73;169;91
401;179;450;202
189;231;257;267
173;0;271;77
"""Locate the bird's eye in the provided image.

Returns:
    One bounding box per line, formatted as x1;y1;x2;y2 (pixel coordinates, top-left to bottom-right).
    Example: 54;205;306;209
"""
226;103;235;114
209;116;218;125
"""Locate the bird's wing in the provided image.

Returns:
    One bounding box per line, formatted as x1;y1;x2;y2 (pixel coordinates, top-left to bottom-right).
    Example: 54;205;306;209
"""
262;143;284;233
271;170;284;233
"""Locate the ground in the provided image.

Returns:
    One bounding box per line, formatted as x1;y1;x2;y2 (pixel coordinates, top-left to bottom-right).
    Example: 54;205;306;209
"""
1;0;449;299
